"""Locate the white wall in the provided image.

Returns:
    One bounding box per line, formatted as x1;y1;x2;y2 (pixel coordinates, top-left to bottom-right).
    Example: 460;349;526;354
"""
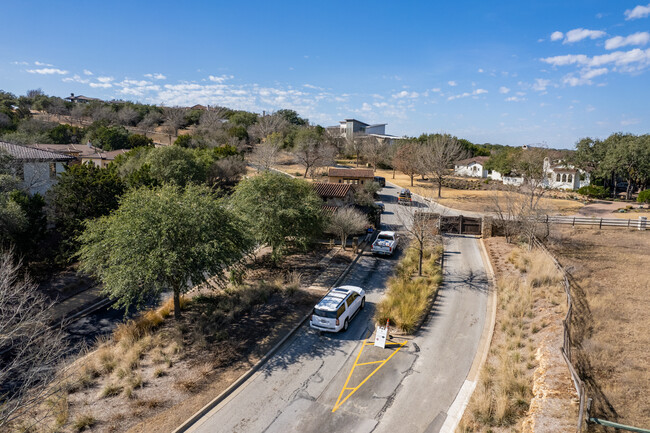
454;162;487;178
21;161;67;196
502;176;524;186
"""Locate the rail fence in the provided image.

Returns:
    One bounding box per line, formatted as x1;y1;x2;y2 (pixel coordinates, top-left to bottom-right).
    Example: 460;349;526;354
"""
531;237;587;432
544;215;648;230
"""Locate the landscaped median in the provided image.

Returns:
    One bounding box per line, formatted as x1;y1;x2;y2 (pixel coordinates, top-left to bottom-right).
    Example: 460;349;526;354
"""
374;243;443;334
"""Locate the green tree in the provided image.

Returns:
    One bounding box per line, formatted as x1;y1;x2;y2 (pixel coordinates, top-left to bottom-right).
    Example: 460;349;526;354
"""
228;111;258;128
78;184;253;319
86;123;130;150
231;172;324;262
145;145;206;186
127;133;153;148
276;109;308;126
50;163;125;260
174;134;193;148
49;124;84;144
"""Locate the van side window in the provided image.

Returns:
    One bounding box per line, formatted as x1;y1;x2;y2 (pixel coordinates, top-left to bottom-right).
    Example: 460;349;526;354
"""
346;293;358;307
337;304;346;318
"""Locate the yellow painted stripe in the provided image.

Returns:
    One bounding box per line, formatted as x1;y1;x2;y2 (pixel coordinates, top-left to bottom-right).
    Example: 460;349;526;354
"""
356;360;384;366
332;340;408;412
333;339;367;412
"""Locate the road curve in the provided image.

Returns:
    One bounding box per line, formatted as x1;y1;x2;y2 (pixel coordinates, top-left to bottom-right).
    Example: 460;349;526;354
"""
186;184;489;433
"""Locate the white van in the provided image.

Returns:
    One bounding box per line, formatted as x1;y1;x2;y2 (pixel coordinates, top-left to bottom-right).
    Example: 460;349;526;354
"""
309;286;366;332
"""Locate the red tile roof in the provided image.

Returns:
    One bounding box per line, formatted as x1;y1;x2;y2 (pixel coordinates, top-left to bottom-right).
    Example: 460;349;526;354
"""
328;168;374;178
313;182;353;198
321;205;339;216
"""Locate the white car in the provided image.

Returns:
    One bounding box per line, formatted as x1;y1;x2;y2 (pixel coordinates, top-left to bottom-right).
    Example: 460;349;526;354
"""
370;231;399;256
309;286;366;332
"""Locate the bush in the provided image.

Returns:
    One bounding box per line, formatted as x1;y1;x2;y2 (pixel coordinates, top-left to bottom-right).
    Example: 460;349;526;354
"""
127;133;153;148
578;185;609;199
637;189;650;204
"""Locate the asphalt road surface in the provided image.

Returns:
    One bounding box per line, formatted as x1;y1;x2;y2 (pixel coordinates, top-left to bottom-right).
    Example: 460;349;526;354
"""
188;183;489;433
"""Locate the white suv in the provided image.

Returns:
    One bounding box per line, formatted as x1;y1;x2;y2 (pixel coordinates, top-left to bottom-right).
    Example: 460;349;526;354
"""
309;286;366;332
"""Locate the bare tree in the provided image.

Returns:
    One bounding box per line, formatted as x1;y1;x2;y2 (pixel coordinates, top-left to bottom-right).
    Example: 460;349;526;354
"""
393;140;425;186
394;199;443;276
345;134;365;167
90;105;117;125
293;129;335;178
197;107;228;135
207;156;247;188
117;106;140;126
422;134;468;198
138;111;163;138
326;207;368;250
0;251;67;429
69;104;86;126
250;132;282;170
489;184;550;246
361;136;389;172
248;114;289;143
162;107;187;144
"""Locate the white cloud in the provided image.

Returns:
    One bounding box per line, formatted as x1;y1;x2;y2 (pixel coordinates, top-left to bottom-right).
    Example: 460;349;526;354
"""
541;54;589;66
373;102;388;108
144;72;166;80
542;48;650;71
477;68;484;73
563;68;608;86
120;79;151;86
430;88;441;92
621;118;640;125
550;31;564;41
34;61;53;66
361;102;372;112
392;90;419;99
499;86;510;94
625;3;650;20
447;81;457;86
89;82;112;88
532;78;551;92
11;61;29;65
62;74;89;84
97;76;114;83
506;96;526;102
26;68;68;75
563;28;606;44
208;74;234;83
83;69;93;75
605;32;650;50
447;89;488;101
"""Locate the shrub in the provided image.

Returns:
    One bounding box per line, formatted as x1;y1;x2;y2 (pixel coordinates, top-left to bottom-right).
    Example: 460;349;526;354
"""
72;414;96;432
637;189;650;204
578;184;609;199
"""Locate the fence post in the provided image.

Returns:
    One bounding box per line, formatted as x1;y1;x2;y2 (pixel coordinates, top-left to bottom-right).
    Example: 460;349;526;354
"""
628;219;631;229
573;217;576;226
639;216;647;231
599;218;603;229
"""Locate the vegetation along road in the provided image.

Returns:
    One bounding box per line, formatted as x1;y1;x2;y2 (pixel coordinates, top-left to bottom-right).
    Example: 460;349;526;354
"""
187;183;490;433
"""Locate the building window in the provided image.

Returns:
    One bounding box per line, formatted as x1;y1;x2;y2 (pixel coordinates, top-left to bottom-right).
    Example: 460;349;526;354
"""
15;165;24;181
562;174;567;182
338;179;342;183
49;163;57;179
556;173;561;182
568;174;573;183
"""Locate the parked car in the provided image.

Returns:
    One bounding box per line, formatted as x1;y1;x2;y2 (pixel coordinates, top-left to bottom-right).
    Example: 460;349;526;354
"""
310;286;366;332
374;176;386;188
398;188;412;205
374;202;385;213
370;231;399;256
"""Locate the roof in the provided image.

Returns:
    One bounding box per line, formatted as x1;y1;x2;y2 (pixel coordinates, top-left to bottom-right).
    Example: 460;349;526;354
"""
29;144;128;160
321;205;338;216
328;167;374;178
455;156;489;166
316;286;362;311
0;141;75;162
341;119;369;126
313;182;353;198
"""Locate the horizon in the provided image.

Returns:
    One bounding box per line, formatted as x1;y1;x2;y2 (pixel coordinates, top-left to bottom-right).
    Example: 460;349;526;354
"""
2;1;650;149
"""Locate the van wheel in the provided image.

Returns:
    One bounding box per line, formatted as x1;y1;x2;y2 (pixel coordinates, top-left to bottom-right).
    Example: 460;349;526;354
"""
360;297;366;309
343;319;349;331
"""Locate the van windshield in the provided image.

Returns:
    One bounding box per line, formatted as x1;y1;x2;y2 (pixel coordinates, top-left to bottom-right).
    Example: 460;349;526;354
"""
378;234;393;240
314;308;337;318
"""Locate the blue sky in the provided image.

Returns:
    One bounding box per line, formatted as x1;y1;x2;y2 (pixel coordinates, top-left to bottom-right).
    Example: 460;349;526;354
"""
2;1;650;148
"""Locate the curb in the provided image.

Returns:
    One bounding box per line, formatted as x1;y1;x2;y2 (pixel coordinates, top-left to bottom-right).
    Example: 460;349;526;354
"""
52;296;115;328
440;237;498;433
172;243;370;433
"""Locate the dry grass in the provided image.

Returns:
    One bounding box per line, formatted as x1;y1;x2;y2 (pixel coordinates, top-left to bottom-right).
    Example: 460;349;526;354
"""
375;244;443;333
458;244;566;432
72;413;96;432
547;228;650;429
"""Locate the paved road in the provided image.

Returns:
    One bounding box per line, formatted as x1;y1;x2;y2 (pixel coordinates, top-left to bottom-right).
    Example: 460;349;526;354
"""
189;183;489;433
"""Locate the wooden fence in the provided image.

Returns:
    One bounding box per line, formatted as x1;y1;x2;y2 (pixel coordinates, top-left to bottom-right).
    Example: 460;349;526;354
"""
532;237;587;432
544;215;648;230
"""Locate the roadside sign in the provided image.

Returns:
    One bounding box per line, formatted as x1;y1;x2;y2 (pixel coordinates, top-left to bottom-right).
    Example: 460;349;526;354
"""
374;319;389;348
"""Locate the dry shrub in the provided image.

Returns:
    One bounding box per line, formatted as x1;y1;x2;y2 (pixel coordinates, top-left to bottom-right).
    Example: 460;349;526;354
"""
72;413;96;432
100;383;123;398
375;244;443;333
174;377;200;393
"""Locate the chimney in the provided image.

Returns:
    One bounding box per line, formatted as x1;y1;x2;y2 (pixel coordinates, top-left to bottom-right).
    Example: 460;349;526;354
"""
70;93;74;97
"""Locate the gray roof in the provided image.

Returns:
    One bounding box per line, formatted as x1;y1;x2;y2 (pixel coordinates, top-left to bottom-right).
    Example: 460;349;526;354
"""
0;141;75;162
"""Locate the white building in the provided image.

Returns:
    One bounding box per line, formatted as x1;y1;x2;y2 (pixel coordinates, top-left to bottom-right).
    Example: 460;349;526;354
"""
454;156;490;178
542;157;590;190
0;141;74;195
327;119;398;143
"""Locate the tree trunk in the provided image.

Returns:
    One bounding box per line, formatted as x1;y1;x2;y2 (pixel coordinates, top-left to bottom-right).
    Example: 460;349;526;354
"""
356;152;359;167
341;234;346;250
304;166;309;178
418;247;423;277
437;178;442;198
626;177;633;201
173;287;181;320
410;175;414;186
392;168;395;179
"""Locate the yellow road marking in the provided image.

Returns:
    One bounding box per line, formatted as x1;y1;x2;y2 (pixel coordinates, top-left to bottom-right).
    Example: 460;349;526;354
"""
332;338;408;413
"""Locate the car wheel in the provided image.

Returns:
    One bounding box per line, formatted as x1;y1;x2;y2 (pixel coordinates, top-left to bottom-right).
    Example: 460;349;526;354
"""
360;297;366;309
343;319;349;331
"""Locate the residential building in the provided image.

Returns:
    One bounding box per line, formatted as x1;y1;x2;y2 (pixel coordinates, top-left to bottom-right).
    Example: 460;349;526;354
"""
542;157;590;190
454;156;491;178
312;182;356;207
326;118;398;143
64;93;102;103
328;168;375;185
0;141;74;195
29;143;129;168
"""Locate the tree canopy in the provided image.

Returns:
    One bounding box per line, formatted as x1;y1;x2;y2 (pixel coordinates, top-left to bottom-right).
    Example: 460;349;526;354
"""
78;184;253;318
230;172;324;261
